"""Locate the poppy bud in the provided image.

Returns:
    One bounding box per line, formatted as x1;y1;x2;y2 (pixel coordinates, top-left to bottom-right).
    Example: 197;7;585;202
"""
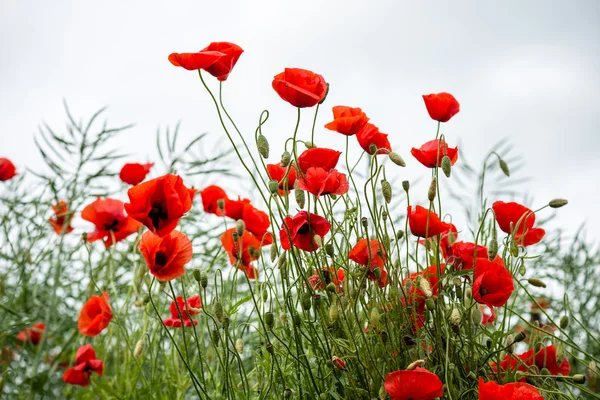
236;219;245;237
407;360;425;370
312;294;322;308
388;151;406;167
379;386;387;399
270;243;277;263
514;331;527;343
506;334;515;353
528;278;547;288
232;231;239;242
329;304;339;322
301;293;311;311
382;211;388;221
405;278;413;292
428;177;437;202
361;217;368;228
373;267;382;280
211;329;220;346
325;243;334;258
134;338;145;358
369;144;377;154
200;273;208;289
370;308;380;329
235;338;244;353
332;356;346;370
265;311;274;329
510;241;519;257
402;180;410;192
381;180;392;204
518;264;526;276
326;283;336;293
81;232;88;241
268;180;279;194
213;301;224;322
464;288;472;302
471;308;482;326
217;198;225;211
425;298;435;311
560;315;569;329
222;315;230;330
418;276;433;298
304;141;315;149
277;253;286;270
262;289;268;302
266;343;274;355
257;134;269;159
293;312;302;327
540;367;551;376
573;374;586;384
319;83;330;105
450;308;461;327
441;155;452;178
313;234;322;248
193;269;202;282
488;238;499;261
281;151;291;167
279;312;287;326
499;159;510;177
396;230;405;241
549;198;568;208
295;187;305;208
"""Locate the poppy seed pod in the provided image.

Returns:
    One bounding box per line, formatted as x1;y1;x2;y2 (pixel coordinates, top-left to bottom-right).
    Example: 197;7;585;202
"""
499;159;510;177
295;187;305;208
441;155;452;178
528;278;547;288
573;374;586;384
381;180;392;204
427;177;437;202
281;151;291;167
268;180;279;194
361;217;368;228
388;151;406;167
236;220;245;237
235;338;244;353
369;144;378;154
217;198;225;211
257;134;269;159
549;198;568;208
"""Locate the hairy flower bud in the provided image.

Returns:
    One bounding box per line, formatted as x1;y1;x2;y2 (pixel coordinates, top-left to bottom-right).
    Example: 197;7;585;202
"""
313;234;322;248
277;253;286;270
488;238;499;261
193;269;202;282
265;311;274;329
304;141;315;149
549;198;568;208
396;230;405;241
257;134;269;159
441;155;452;177
293;312;302;327
281;151;291;167
211;329;220;346
200;273;208;289
573;374;586;384
514;331;527;343
499;159;510;177
407;360;425;370
235;338;244;353
450;308;461;327
428;177;437;202
329;304;339;322
213;301;224;323
325;243;334;258
301;293;311;311
388;151;406;167
370;308;380;329
506;334;515;354
528;278;547;288
418;276;433;298
560;315;569;329
471;308;483;326
268;180;279;194
270;243;277;263
402;180;410;192
236;219;245;237
295;187;305;208
134;338;144;358
279;312;288;326
381;180;392;204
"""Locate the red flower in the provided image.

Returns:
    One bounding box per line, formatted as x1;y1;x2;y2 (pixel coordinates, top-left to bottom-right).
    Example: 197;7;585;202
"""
125;174;196;238
279;211;331;252
78;292;113;337
224;196;251;220
332;356;347;370
478;378;542;400
82;198;143;248
296;167;349;197
297;148;341;174
533;345;571;376
63;345;103;387
220;228;264;279
448;241;488;271
272;68;327;108
356;123;392;155
349;239;386;268
200;185;228;216
408;205;454;238
384;367;444;400
422;92;460;123
419;224;458;260
266;163;296;194
324;106;369;136
139;230;193;281
0;158;17;181
119;163;154;186
472;256;514;322
308;267;345;292
242;203;271;239
163;295;202;328
492;201;546;247
410;139;459;168
169;42;244;81
16;322;46;345
48;201;74;235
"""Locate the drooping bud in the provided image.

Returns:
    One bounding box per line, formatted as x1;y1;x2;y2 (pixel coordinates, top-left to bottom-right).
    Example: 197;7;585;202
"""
257;134;269;159
304;141;315;149
295;187;305;209
370;308;380;329
281;151;291;167
270;243;277;263
499;159;510;177
262;289;268;302
381;180;392;204
211;329;220;346
279;312;288;326
402;180;410;192
134;338;145;358
388;152;406;167
510;240;519;257
528;278;547;288
514;331;527;343
560;315;569;329
236;219;245;236
313;234;322;248
325;243;334;258
301;293;311;311
265;311;274;329
369;144;377;154
361;217;368;228
506;334;515;354
213;301;224;323
406;360;425;370
441;155;452;178
488;237;499;261
382;210;388;221
425;297;435;311
193;269;202;282
573;374;586;384
329;304;339;322
396;230;405;241
427;177;437;202
471;308;483;326
222;316;230;330
235;338;244;353
200;273;208;289
268;180;279;194
549;198;568;209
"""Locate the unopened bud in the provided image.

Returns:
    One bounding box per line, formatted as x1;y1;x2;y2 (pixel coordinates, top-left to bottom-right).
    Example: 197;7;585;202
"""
293;312;302;327
425;297;435;310
325;243;334;258
373;267;382;279
301;293;311;311
277;253;286;269
560;315;569;329
329;304;339;322
510;241;519;257
193;269;202;282
326;283;336;293
211;329;220;345
281;151;291;167
265;312;274;329
471;308;483;326
396;230;405;241
369;144;377;154
361;217;368;228
488;238;499;260
304;141;315;149
332;356;346;370
427;177;437;202
200;273;208;289
450;308;461;327
370;308;380;328
295;187;305;208
388;152;406;167
402;180;410;192
235;338;244;353
514;331;527;343
528;278;546;288
222;315;229;330
270;243;277;263
262;289;268;302
268;180;279;194
134;338;144;358
541;367;551;376
217;198;225;211
573;374;586;384
441;155;452;178
313;234;322;248
257;134;269;159
279;312;288;326
381;180;392;204
549;198;568;209
406;360;425;370
236;219;245;236
312;294;322;308
506;334;515;353
382;210;388;221
213;301;224;322
499;159;510;177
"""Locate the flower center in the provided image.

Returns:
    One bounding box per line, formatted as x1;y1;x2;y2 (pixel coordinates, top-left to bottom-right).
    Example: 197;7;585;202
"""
297;223;310;235
103;219;120;231
148;202;168;230
154;251;168;267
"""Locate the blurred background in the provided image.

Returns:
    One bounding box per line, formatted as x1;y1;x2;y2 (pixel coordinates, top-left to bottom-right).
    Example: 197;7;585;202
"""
1;0;598;236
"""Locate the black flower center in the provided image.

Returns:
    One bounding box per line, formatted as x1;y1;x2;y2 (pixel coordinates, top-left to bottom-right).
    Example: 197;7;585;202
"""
103;219;120;232
297;223;310;235
322;269;331;284
155;251;168;267
148;202;168;230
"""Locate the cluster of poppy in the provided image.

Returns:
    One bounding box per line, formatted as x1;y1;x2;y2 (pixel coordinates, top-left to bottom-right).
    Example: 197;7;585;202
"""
491;344;571;379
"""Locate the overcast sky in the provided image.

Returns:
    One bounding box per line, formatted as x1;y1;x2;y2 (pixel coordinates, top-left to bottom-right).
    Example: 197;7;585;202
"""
1;1;599;241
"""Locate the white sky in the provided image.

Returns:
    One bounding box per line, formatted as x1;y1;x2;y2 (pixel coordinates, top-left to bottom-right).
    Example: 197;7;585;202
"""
1;1;599;240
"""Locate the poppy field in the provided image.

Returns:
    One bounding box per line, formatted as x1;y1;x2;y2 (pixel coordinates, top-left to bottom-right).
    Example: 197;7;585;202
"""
1;41;600;399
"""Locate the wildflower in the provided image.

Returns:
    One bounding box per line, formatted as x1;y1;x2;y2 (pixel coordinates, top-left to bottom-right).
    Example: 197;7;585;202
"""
411;139;459;168
241;203;271;239
200;185;228;216
81;198;143;248
119;163;154;185
332;356;347;370
349;239;386;268
169;42;244;81
384;367;444;400
279;211;331;252
297;147;341;174
48;201;74;234
307;267;345;292
407;205;454;238
224;196;251;220
272;68;327;108
472;256;514;322
125;174;196;237
447;241;489;271
163;295;202;328
296;167;349;196
356;123;392;155
139;230;193;281
403;264;445;331
422;92;460;122
266;163;297;194
63;345;103;387
78;292;113;337
324;106;369;136
0;158;17;181
478;378;542;400
220;228;266;279
492;201;545;246
16;322;46;345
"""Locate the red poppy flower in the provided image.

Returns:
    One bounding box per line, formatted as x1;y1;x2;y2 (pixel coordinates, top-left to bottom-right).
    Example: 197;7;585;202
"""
200;185;228;216
78;292;113;337
242;203;271;238
63;345;103;387
492;201;546;247
220;228;264;279
419;224;458;260
272;68;327;108
296;167;349;197
266;163;297;194
308;267;345;291
48;201;74;235
384;367;444;400
139;230;193;281
0;158;17;181
82;198;143;248
422;92;460;123
324;106;370;136
119;163;154;186
410;139;459;168
448;241;488;271
403;264;445;331
349;239;387;268
224;196;251;220
472;256;514;322
169;42;244;81
478;378;542;400
356;123;392;155
332;356;347;370
125;174;196;238
169;50;224;71
163;295;202;328
297;148;342;174
16;322;46;345
533;345;570;376
279;211;331;252
408;205;454;238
